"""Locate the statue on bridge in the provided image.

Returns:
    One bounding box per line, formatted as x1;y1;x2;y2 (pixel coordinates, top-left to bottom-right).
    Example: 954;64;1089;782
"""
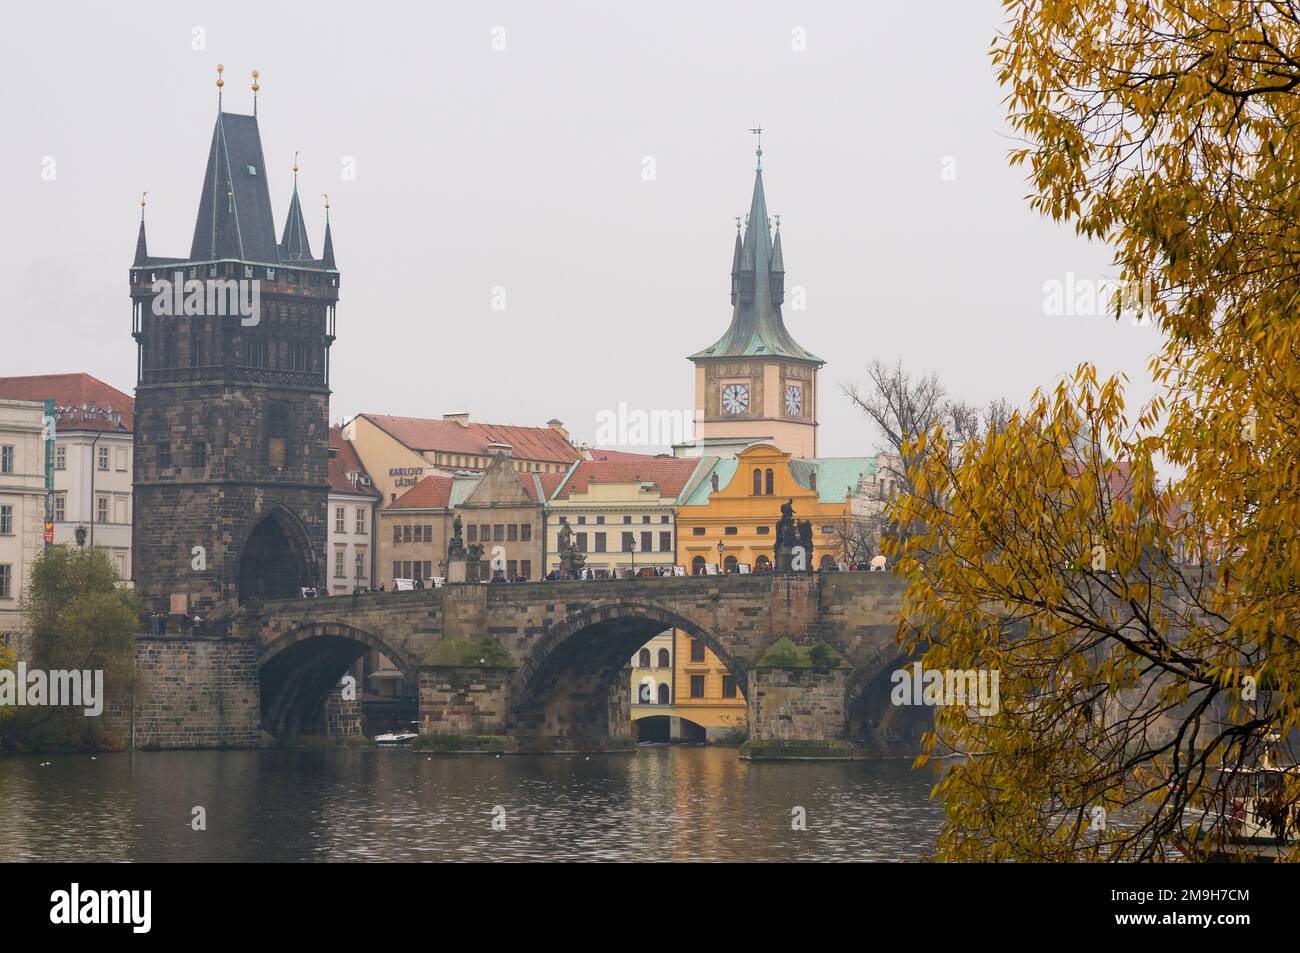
557;520;586;578
774;499;813;573
447;514;467;559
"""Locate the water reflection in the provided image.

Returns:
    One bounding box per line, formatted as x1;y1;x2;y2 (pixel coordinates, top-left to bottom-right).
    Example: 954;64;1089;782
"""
0;747;943;862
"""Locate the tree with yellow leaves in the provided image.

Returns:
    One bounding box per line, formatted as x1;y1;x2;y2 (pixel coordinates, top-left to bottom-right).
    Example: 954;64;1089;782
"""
894;1;1300;861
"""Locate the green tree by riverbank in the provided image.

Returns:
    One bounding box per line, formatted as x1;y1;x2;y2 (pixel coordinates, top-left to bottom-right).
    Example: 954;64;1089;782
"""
0;546;139;752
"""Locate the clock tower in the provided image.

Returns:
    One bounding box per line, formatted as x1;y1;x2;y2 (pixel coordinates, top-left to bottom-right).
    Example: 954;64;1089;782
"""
687;141;823;458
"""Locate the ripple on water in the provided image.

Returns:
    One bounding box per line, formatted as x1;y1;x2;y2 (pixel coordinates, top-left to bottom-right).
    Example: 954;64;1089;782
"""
0;746;943;862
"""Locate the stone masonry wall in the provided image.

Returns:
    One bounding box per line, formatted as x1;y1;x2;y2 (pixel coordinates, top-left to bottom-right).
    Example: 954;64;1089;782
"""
748;666;848;742
128;636;262;748
418;666;513;736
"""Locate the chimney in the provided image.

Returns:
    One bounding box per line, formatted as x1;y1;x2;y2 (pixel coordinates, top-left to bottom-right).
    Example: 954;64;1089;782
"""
547;418;570;441
443;412;470;428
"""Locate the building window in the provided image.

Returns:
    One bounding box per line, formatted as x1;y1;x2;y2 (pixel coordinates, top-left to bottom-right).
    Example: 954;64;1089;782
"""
757;525;770;535
116;447;128;471
335;507;346;533
638;648;651;668
722;676;737;699
356;551;367;580
659;531;671;552
690;675;705;699
691;556;706;575
657;683;670;704
356;508;367;535
520;559;531;579
403;525;412;543
53;493;65;522
690;639;705;662
479;524;489;543
493;524;504;542
765;468;774;495
692;526;705;536
621;532;634;552
193;443;207;470
595;515;605;525
576;516;586;525
641;531;652;553
520;523;532;541
660;515;669;523
0;506;11;535
724;526;738;535
594;532;606;553
658;648;670;667
753;468;762;495
0;446;13;474
393;525;402;544
467;524;478;542
267;402;289;468
96;496;109;524
0;564;10;599
506;560;517;579
623;515;632;524
575;532;587;552
334;549;345;578
55;445;66;470
158;443;171;471
392;561;401;579
507;524;518;542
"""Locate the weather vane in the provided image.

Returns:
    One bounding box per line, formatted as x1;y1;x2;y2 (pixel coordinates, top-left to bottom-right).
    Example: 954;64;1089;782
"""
750;126;763;169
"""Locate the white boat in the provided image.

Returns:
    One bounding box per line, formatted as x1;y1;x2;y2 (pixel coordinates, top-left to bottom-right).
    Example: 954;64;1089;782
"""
373;722;419;745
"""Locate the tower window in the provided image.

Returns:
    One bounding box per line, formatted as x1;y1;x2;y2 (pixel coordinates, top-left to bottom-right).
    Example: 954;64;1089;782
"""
267;402;288;468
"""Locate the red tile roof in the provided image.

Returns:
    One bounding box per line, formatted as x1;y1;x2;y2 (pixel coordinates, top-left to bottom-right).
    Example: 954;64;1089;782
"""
586;448;669;462
552;458;700;500
390;474;456;509
362;414;579;464
328;426;380;497
0;373;133;433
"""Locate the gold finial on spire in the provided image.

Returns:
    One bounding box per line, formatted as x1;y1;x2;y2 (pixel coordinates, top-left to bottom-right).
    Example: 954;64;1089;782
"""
251;69;260;115
293;150;300;177
774;214;780;231
749;126;763;170
140;191;149;220
322;193;330;209
216;63;225;88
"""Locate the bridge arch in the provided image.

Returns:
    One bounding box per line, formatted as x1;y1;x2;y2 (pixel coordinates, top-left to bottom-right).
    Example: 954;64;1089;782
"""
235;504;319;604
258;621;416;738
508;599;746;749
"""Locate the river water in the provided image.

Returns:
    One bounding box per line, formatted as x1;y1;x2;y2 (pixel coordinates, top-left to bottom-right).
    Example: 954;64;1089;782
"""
0;746;944;862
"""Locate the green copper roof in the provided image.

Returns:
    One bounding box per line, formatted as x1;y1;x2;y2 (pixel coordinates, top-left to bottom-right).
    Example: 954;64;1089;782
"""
689;158;823;365
679;456;876;506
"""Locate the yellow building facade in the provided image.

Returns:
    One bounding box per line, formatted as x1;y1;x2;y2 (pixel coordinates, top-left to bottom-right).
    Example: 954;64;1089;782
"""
670;443;874;738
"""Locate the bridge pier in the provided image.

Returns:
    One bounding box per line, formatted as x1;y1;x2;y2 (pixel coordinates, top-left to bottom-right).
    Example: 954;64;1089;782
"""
740;658;860;760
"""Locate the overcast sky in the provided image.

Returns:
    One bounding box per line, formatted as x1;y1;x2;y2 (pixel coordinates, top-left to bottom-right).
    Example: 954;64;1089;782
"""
0;0;1161;458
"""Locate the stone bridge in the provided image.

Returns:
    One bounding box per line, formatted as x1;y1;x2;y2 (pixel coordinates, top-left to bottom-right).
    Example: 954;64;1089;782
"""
128;572;927;757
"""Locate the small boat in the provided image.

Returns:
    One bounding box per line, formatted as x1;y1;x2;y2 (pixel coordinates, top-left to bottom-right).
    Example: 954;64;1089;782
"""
373;722;419;745
1176;741;1300;859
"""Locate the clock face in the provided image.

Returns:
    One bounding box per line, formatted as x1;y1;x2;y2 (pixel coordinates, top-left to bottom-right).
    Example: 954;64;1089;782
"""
785;384;802;417
721;383;749;415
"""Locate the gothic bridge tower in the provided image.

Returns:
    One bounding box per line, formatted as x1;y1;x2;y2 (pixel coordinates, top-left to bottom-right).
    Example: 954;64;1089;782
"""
129;67;339;617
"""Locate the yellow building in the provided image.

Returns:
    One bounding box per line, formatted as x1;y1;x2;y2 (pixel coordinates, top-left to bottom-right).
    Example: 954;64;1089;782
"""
671;443;877;737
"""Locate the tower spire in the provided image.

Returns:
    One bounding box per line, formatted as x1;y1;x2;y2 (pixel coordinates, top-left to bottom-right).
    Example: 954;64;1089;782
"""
321;193;336;269
251;69;260;116
134;191;149;266
279;152;313;261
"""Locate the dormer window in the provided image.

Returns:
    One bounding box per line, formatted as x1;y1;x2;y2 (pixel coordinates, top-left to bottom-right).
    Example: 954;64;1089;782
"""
246;165;257;175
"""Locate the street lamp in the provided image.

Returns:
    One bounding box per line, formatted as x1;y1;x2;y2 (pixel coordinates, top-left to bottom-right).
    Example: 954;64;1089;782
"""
629;536;637;577
355;551;364;591
717;540;724;574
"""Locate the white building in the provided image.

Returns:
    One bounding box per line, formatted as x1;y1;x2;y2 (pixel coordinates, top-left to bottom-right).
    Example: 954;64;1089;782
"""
328;425;379;594
0;374;135;582
0;399;49;656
